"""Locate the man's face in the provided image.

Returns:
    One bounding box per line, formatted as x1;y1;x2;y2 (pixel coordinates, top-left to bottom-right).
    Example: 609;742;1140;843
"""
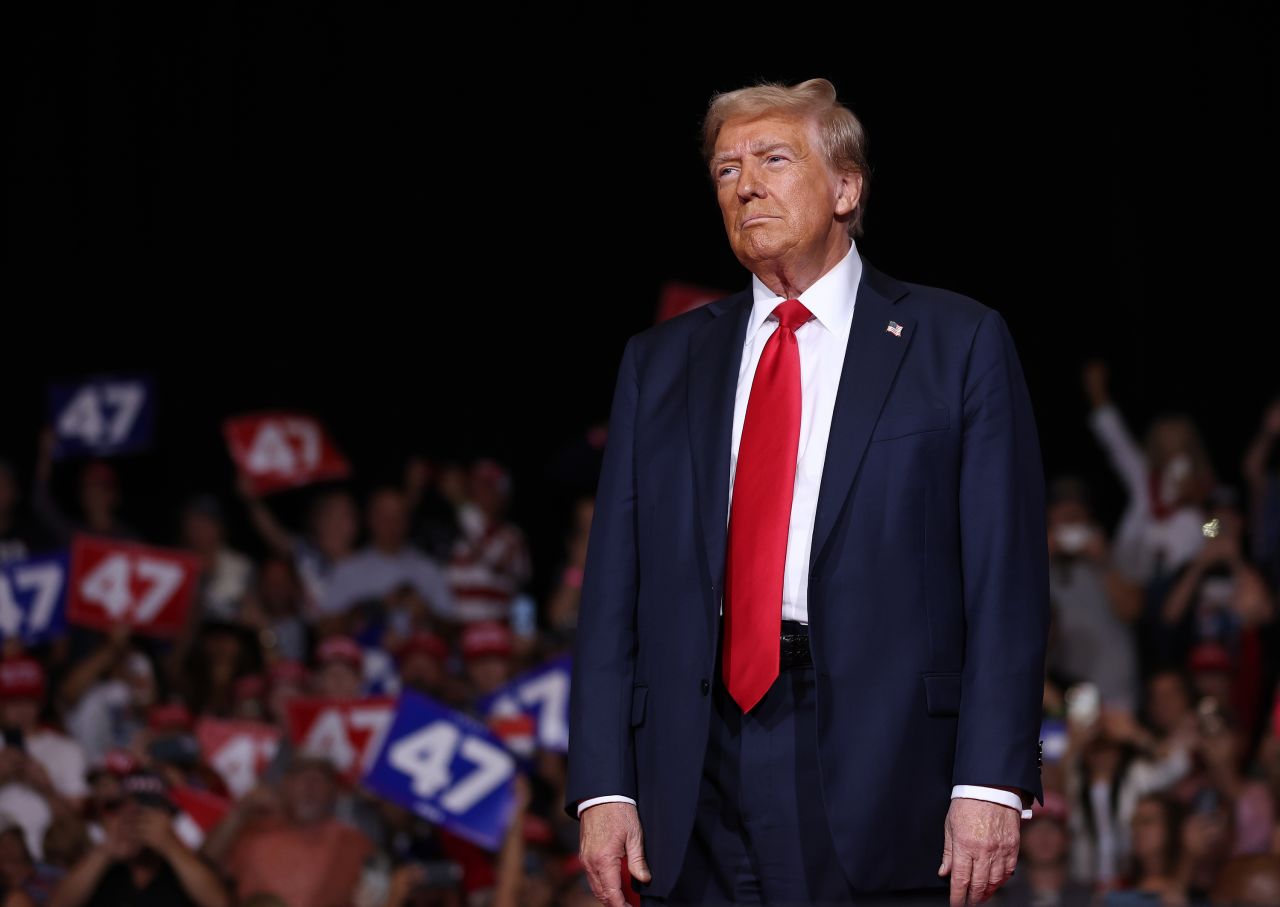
711;112;860;269
282;765;337;824
368;491;409;548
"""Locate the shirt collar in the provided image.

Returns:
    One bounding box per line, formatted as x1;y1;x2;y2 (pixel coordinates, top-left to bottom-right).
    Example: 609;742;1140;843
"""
747;238;862;343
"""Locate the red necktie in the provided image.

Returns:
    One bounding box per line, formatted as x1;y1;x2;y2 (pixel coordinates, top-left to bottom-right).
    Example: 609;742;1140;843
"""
723;298;813;713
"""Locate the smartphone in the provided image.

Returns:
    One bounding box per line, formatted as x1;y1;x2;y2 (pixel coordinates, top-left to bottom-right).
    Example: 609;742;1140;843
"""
1065;682;1100;728
510;594;537;639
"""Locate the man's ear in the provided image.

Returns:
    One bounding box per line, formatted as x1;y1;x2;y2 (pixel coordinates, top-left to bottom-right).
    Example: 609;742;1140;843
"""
834;170;864;217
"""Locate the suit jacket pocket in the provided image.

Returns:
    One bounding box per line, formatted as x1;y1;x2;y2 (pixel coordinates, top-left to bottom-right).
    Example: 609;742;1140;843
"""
871;405;950;442
922;671;962;716
630;683;649;727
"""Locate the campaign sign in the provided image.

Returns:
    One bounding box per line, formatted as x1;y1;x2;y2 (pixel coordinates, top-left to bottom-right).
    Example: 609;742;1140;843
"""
476;652;571;753
67;535;199;637
170;785;233;851
0;551;69;644
363;690;517;852
222;412;351;495
49;374;155;458
196;718;282;799
285;697;396;784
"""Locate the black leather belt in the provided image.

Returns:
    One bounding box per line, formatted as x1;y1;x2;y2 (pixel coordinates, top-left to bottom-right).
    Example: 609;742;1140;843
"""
780;619;812;670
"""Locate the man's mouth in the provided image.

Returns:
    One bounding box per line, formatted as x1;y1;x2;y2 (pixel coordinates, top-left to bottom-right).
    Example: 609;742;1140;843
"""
741;214;778;227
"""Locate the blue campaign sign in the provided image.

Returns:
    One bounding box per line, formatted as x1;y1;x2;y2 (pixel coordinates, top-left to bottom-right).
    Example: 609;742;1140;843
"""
48;374;155;458
475;652;571;753
0;551;70;644
362;690;517;851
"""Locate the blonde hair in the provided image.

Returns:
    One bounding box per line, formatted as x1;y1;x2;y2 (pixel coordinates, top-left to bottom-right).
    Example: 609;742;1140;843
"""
700;77;871;238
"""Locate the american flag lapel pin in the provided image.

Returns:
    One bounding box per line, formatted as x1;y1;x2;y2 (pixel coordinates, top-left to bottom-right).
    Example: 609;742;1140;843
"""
885;320;903;337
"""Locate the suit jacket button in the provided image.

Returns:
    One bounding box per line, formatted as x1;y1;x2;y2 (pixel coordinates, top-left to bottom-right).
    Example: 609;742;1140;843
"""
701;678;710;695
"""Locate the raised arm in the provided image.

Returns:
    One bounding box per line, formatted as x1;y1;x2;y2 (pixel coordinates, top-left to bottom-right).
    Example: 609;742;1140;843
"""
1082;361;1149;503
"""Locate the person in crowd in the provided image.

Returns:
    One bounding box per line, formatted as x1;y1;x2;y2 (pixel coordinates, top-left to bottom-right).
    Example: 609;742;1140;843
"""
0;658;88;863
1144;669;1201;753
1082;361;1215;587
181;494;254;623
1161;487;1274;749
997;803;1095;906
544;494;592;641
1047;474;1144;712
404;457;465;565
0;820;43;906
1242;396;1280;589
236;476;360;622
311;636;364;701
442;459;532;625
391;632;448;699
239;557;310;664
1065;705;1196;888
31;429;139;545
58;627;157;765
319;488;455;623
458;621;514;705
0;459;41;565
1107;791;1188;903
177;621;262;718
202;754;373;907
49;769;229;907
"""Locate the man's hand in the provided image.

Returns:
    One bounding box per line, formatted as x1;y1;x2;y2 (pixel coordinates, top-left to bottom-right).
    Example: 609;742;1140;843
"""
579;801;651;907
938;797;1021;906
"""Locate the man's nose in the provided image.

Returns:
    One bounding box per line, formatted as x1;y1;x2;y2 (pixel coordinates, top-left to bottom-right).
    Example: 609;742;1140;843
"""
736;163;766;201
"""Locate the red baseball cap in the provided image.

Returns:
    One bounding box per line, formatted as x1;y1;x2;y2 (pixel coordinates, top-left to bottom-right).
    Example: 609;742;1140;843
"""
0;657;45;701
316;635;364;669
147;702;194;732
268;659;310;687
461;621;513;659
1189;642;1232;673
395;631;450;664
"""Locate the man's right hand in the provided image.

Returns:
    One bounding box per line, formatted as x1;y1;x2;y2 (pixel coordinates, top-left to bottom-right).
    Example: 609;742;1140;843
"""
579;801;651;906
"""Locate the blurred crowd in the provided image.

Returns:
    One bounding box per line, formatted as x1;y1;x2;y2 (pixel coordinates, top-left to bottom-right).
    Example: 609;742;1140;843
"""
0;358;1279;907
0;428;600;907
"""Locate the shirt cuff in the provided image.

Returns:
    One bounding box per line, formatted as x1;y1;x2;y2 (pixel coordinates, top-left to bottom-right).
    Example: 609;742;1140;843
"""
576;795;637;817
951;784;1033;819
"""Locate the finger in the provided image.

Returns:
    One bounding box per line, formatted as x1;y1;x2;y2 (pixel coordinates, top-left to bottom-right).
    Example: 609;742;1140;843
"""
584;849;626;907
967;851;994;905
627;827;652;883
938;825;953;877
949;853;971;907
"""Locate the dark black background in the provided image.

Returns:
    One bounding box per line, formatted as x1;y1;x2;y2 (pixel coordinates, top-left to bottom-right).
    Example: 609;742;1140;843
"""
4;4;1277;595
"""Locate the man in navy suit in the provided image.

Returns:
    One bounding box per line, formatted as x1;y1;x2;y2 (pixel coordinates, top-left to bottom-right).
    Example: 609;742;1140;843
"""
565;77;1049;907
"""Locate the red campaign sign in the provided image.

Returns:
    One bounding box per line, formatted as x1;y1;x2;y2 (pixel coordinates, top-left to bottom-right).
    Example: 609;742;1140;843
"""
67;534;200;637
222;412;351;495
285;697;396;785
170;785;233;851
196;718;282;799
655;281;730;324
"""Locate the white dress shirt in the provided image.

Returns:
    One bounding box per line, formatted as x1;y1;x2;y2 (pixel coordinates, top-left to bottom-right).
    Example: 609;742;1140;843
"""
579;240;1032;819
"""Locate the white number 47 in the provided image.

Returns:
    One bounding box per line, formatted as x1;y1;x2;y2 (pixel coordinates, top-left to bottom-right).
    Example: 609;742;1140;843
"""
388;720;514;815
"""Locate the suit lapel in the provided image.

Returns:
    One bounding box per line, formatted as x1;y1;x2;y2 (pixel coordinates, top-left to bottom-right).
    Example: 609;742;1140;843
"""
808;260;912;577
685;258;913;615
687;286;752;598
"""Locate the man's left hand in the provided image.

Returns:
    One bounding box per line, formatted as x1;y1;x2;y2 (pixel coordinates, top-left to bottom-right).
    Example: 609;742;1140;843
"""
938;797;1021;906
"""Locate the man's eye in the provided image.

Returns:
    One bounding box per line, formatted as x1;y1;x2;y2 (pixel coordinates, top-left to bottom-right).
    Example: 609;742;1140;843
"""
767;155;786;163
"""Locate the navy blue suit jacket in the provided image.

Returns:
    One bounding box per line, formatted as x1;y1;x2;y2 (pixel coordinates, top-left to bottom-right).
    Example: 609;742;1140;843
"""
564;256;1050;896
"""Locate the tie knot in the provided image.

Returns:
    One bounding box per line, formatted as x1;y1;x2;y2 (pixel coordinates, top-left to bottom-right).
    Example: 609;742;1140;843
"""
772;298;813;333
